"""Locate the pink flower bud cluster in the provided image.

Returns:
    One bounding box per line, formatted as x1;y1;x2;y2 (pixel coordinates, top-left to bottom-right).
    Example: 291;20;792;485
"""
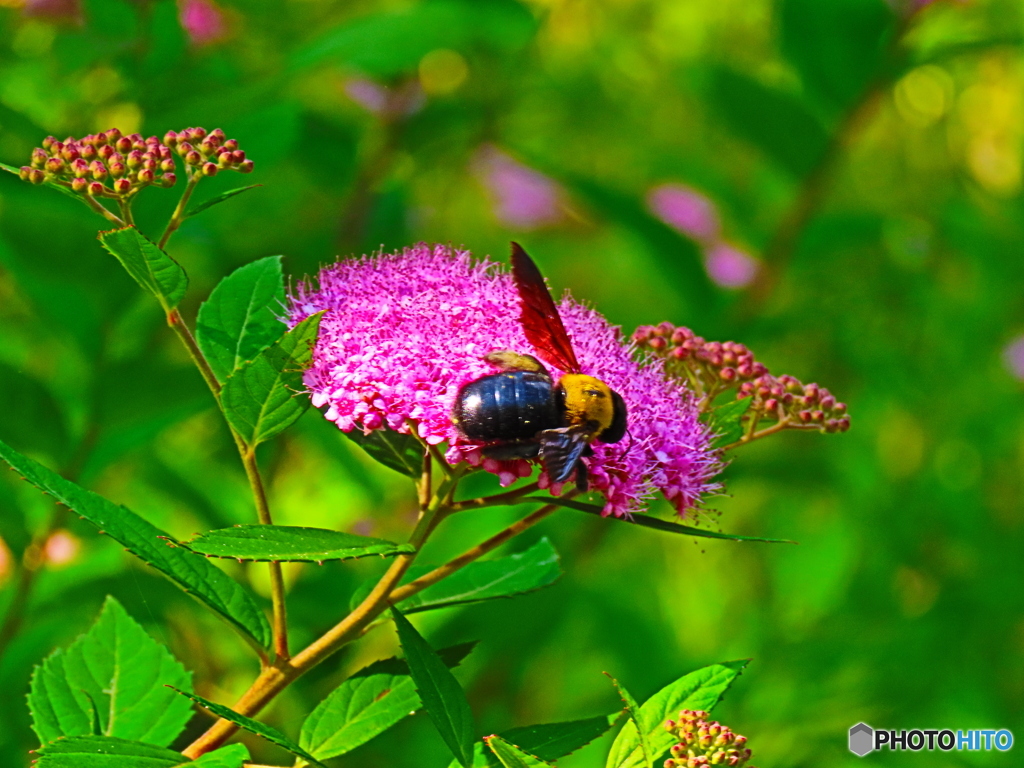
664;710;757;768
17;126;252;198
163;126;253;177
633;322;850;436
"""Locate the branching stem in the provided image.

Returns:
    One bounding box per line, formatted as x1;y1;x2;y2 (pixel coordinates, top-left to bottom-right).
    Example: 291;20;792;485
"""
158;173;201;249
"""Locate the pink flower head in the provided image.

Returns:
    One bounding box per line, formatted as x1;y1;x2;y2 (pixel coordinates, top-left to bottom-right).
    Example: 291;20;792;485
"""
647;183;721;242
344;77;425;118
705;242;759;289
1003;335;1024;380
475;146;562;230
179;0;228;46
288;244;720;517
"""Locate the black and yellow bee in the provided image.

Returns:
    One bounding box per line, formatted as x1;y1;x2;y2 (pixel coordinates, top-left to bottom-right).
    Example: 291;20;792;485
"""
451;243;627;490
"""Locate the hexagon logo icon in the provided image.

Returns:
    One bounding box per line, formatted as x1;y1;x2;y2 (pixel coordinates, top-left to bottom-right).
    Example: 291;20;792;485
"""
849;722;874;756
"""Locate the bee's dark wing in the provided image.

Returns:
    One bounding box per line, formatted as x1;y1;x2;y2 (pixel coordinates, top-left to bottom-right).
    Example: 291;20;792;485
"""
510;242;581;374
539;426;590;485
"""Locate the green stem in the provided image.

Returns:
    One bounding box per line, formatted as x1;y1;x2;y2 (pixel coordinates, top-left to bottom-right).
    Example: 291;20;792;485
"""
157;173;201;250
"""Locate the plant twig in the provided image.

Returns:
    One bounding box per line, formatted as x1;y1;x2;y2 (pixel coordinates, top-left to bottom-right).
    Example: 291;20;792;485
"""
158;173;201;250
450;481;540;512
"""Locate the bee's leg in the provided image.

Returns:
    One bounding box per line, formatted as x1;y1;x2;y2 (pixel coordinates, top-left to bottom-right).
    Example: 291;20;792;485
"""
581;445;594;457
574;459;589;492
482;440;540;460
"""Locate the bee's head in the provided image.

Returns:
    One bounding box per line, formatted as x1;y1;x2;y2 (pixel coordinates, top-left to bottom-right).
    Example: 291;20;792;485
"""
557;374;628;443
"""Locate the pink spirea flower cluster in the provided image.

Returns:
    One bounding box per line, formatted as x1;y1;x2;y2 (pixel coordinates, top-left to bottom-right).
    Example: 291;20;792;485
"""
288;244;719;518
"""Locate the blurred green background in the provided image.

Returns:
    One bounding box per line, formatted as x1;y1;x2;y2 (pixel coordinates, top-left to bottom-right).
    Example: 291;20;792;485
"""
1;0;1023;765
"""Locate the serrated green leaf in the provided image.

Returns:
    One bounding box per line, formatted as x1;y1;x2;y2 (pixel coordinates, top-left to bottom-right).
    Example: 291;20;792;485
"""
33;735;187;768
708;397;752;449
391;607;477;768
527;497;796;544
501;714;622;762
29;597;192;748
98;227;188;310
604;676;652;768
0;437;271;650
485;736;552;768
707;66;830;179
189;743;251;768
606;661;749;768
196;255;286;383
181;525;414;562
400;537;561;613
344;428;424;478
300;643;476;761
222;311;324;447
169;688;327;768
185;184;263;219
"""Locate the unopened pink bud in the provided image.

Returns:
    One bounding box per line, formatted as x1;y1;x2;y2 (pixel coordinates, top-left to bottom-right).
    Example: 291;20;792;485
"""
61;147;80;162
70;158;90;175
106;127;122;142
81;144;97;160
238;159;254;173
163;130;179;147
44;157;64;174
719;367;736;382
230;149;245;164
89;161;107;180
109;161;126;177
30;148;48;167
199;139;215;155
764;398;778;412
98;144;115;160
87;181;105;195
42;135;56;149
202;162;218;176
113;178;131;194
649;337;666;351
136;168;154;184
115;136;132;153
222;138;238;151
71;177;88;193
161;172;177;187
126;149;143;168
798;410;812;423
185;150;201;166
160;158;175;172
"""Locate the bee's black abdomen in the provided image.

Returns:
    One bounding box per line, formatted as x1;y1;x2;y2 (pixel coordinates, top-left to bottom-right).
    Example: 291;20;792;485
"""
453;372;560;441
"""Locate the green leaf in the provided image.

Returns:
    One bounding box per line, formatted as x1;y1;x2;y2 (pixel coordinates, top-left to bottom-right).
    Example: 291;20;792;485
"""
485;736;552;768
189;744;251;768
169;688;327;768
344;428;424;478
501;714;622;762
604;676;652;768
98;227;188;310
0;161;21;175
526;497;796;544
222;311;324;447
707;397;752;449
29;597;192;747
606;661;749;768
0;438;272;650
33;736;187;768
391;607;477;768
293;0;534;76
181;525;415;563
196;255;286;383
779;0;896;113
300;643;476;761
185;184;263;219
399;537;562;614
707;67;830;178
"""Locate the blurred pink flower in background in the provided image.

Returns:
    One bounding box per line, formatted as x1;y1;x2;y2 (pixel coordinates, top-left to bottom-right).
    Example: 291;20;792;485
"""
344;77;425;118
43;530;80;567
179;0;227;46
647;181;760;290
475;146;562;229
1003;335;1024;380
647;183;720;242
705;242;760;290
0;537;10;582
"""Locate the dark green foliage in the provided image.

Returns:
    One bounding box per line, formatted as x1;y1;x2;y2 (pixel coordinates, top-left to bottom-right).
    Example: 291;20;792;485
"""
181;524;414;562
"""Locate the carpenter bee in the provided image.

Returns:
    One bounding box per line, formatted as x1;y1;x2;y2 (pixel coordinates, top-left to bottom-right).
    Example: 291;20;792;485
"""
451;243;627;491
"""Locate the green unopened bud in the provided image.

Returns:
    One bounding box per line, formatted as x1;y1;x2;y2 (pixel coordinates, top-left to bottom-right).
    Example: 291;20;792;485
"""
238;159;254;173
29;169;45;184
202;161;218;176
112;178;131;194
71;177;88;193
18;166;31;181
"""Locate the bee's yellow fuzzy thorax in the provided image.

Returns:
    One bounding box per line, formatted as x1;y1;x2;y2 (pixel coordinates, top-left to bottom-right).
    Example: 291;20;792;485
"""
559;374;616;437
